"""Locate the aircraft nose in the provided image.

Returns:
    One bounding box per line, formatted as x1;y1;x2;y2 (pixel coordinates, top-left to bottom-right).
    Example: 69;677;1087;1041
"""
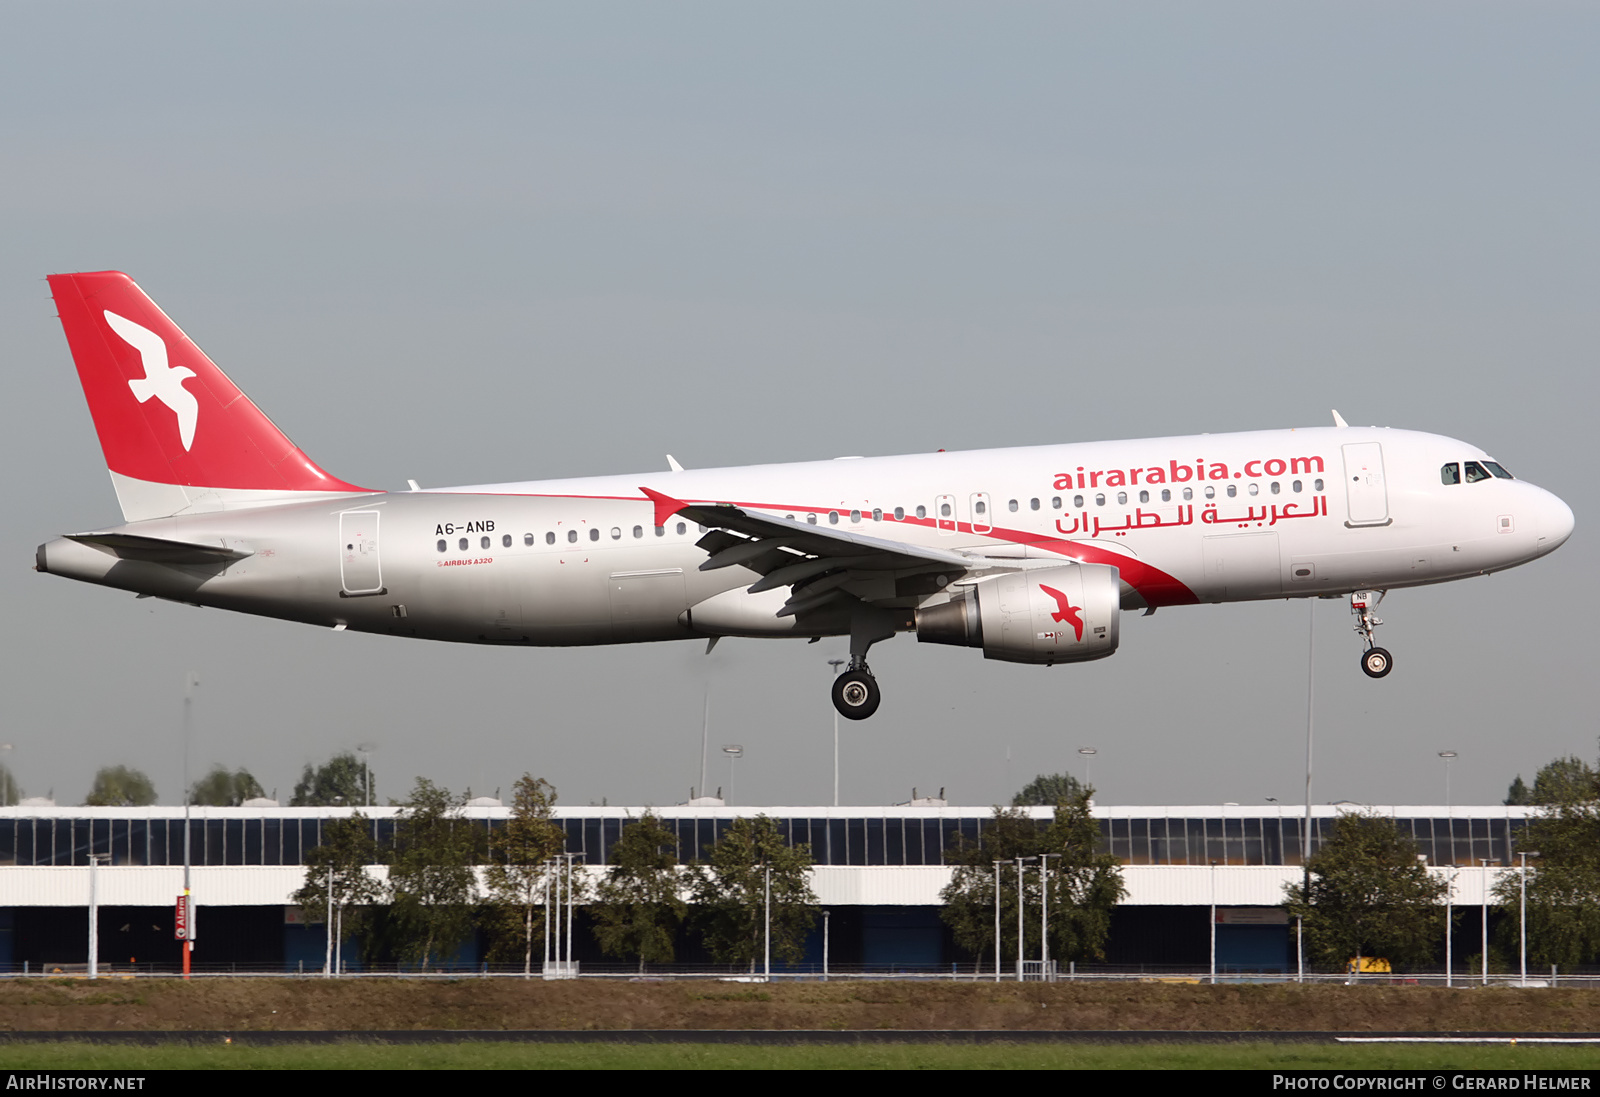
1535;489;1575;555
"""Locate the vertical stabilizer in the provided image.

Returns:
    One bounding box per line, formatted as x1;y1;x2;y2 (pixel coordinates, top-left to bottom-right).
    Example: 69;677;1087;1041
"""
48;271;371;522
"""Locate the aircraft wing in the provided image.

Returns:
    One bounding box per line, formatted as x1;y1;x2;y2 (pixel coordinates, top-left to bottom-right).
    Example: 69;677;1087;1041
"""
640;486;1034;617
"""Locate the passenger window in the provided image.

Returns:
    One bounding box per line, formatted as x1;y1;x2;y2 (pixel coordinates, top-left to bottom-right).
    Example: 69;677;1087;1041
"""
459;538;469;551
1117;492;1127;505
1008;499;1019;512
1030;498;1040;511
547;532;556;545
654;526;665;537
974;500;986;516
1051;496;1062;510
481;536;491;550
915;506;926;519
1270;482;1280;495
1204;487;1215;500
807;513;818;525
676;522;687;535
940;502;952;517
1314;478;1324;491
1095;494;1105;506
1293;480;1302;493
1183;487;1193;501
1464;461;1492;484
1138;490;1149;504
872;508;882;521
1247;483;1259;496
611;527;621;539
503;534;513;548
894;507;905;520
850;510;861;523
523;533;534;546
567;530;578;544
436;540;447;553
633;525;643;538
1226;485;1237;498
1073;495;1084;508
1441;463;1461;485
589;528;600;542
1161;489;1171;502
829;511;840;525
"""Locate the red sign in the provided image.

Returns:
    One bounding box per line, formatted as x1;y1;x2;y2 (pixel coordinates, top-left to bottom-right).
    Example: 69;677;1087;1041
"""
174;894;190;940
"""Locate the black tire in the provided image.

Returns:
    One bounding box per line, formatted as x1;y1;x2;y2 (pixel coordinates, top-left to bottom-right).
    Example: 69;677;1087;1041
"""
832;669;881;720
1361;647;1393;679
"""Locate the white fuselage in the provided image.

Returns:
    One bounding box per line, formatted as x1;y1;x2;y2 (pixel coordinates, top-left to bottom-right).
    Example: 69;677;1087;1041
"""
38;425;1574;650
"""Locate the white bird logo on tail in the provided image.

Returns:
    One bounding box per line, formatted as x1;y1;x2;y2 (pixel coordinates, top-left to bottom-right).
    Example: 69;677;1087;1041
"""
104;310;198;451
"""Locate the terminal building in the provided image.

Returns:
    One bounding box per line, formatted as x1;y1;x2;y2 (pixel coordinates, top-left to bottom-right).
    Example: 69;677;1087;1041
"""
0;803;1534;973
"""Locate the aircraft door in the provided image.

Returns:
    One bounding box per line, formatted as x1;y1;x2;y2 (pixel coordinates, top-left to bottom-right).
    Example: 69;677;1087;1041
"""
339;510;384;596
1342;443;1391;527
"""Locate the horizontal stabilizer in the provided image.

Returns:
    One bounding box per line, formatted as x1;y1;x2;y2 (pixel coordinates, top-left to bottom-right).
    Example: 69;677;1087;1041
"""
63;532;252;565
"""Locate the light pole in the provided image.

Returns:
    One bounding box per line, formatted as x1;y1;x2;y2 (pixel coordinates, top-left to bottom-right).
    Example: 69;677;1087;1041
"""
357;741;377;807
1015;856;1035;981
181;671;199;979
1209;860;1219;985
1039;853;1059;980
1444;864;1459;988
1519;851;1539;987
763;863;772;982
1077;747;1097;792
0;743;12;808
722;745;743;805
1480;858;1497;986
992;861;1003;982
88;853;110;979
1438;752;1458;810
828;659;845;806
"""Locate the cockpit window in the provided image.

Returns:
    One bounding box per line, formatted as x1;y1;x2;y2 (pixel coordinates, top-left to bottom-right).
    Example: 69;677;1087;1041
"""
1464;461;1492;483
1440;463;1460;485
1483;461;1514;480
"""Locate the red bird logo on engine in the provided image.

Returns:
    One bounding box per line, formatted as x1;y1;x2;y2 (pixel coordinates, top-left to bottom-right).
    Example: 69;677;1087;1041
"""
1038;584;1085;641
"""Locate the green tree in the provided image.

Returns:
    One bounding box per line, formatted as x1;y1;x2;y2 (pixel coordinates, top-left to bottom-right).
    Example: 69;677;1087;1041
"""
1492;798;1600;968
290;752;370;806
482;775;569;972
941;792;1125;970
188;765;264;806
593;812;686;972
1530;756;1598;805
84;765;157;806
0;764;21;807
292;813;385;969
1283;811;1448;971
1505;775;1532;806
1012;772;1085;807
689;815;818;968
386;779;483;968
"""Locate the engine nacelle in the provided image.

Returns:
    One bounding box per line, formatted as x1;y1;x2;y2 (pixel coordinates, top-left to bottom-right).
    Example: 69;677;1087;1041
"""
914;564;1121;665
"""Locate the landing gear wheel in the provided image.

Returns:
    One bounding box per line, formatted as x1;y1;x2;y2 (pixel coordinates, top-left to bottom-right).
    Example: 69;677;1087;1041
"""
832;669;881;720
1361;647;1393;679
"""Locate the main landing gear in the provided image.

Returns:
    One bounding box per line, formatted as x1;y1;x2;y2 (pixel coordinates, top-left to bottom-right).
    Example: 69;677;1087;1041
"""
1351;590;1393;679
830;606;897;720
832;659;881;720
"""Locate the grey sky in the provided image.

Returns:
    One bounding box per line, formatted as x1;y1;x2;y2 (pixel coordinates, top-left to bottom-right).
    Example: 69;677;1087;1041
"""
2;3;1594;810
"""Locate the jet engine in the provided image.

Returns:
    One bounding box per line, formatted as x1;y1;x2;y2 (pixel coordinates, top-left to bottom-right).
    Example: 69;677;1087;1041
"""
913;564;1120;665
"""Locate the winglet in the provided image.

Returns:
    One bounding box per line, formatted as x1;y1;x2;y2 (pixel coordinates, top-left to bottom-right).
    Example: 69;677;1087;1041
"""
1331;409;1349;428
639;486;689;528
666;454;685;472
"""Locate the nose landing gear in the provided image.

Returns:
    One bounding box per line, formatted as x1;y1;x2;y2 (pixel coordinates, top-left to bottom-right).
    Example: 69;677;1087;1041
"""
1351;590;1393;678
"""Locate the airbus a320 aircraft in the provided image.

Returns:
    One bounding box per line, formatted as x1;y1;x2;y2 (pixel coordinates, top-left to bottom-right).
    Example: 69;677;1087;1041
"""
37;272;1574;720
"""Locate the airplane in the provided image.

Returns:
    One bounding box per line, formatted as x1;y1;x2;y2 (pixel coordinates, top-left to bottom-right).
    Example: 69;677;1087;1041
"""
36;271;1575;720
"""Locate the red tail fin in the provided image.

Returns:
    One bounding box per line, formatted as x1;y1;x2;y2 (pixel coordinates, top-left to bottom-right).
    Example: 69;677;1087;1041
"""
49;271;370;521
